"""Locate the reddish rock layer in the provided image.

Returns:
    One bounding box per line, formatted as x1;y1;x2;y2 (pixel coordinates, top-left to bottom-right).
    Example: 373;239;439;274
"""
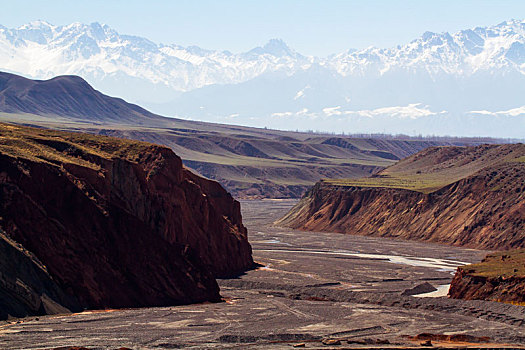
449;249;525;303
0;228;82;318
0;124;253;313
278;147;525;250
449;268;525;303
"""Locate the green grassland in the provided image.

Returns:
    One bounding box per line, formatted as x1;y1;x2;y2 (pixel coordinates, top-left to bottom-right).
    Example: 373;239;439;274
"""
462;249;525;278
512;155;525;163
0;122;161;170
324;143;525;194
323;174;449;193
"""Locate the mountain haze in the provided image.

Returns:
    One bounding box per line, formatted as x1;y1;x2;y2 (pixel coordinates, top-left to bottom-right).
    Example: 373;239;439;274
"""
0;72;165;124
0;20;524;137
0;71;497;198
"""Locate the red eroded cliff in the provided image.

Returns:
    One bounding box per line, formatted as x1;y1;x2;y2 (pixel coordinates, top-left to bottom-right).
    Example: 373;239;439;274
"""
278;144;525;250
449;268;525;303
0;124;253;314
449;250;525;303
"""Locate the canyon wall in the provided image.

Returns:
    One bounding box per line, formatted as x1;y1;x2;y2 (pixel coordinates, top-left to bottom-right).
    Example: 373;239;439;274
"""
449;268;525;303
449;250;525;303
0;124;253;318
278;149;525;250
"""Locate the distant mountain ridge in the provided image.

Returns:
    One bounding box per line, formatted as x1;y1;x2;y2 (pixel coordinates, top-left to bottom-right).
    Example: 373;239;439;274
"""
1;20;524;137
0;21;309;100
0;71;165;124
2;20;524;91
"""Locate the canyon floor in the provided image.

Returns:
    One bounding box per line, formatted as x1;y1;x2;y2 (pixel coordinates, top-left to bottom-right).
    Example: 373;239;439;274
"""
1;200;525;349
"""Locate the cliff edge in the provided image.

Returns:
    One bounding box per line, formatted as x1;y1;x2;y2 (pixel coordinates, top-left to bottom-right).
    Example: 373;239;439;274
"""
449;250;525;303
278;144;525;250
0;123;253;318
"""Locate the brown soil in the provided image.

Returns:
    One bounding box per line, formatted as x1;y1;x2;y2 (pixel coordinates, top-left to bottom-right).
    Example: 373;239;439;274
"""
3;200;525;349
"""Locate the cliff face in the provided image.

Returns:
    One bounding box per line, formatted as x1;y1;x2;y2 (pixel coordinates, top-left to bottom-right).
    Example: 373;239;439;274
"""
278;144;525;250
0;123;253;318
449;249;525;303
449;269;525;303
0;228;82;319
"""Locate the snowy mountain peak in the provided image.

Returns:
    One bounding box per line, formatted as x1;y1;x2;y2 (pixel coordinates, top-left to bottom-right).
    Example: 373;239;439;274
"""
262;38;295;56
20;20;54;30
247;38;302;58
495;18;525;29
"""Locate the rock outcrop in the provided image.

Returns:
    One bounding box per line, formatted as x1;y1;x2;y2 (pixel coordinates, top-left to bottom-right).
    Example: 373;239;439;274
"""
0;123;253;318
278;144;525;250
449;250;525;303
0;228;82;319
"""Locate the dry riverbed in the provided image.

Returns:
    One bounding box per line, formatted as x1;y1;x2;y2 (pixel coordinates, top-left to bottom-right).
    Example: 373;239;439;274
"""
1;200;524;349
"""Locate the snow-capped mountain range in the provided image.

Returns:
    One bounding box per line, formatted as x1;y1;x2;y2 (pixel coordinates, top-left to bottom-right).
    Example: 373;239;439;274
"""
0;20;524;137
0;21;311;100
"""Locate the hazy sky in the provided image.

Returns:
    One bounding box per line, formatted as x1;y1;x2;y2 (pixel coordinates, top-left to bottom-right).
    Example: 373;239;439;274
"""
2;0;525;56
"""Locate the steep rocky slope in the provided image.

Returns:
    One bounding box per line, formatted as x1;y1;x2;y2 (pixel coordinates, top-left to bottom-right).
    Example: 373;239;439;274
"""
0;228;82;319
0;123;253;319
278;144;525;250
449;250;525;303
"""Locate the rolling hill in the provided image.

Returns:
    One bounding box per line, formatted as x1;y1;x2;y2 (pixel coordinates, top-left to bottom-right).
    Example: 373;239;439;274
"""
0;71;502;198
0;71;165;124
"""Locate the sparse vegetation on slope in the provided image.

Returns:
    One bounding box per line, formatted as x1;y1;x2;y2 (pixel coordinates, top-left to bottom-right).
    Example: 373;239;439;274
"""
449;249;525;304
0;123;160;168
460;249;525;278
324;144;525;193
278;143;525;250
